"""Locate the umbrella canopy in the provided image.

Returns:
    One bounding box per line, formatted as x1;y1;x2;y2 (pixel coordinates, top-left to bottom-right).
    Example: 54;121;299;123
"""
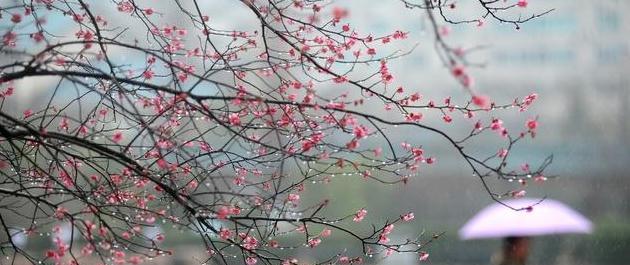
459;198;592;240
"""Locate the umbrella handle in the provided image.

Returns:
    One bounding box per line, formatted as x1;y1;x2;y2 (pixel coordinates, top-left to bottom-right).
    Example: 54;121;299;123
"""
498;236;530;265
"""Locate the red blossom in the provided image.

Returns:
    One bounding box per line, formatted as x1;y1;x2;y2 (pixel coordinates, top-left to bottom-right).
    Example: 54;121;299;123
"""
332;7;348;21
11;13;22;23
472;95;490;109
419;252;430;261
117;1;134;13
353;208;367;222
402;212;415;222
112;131;123;143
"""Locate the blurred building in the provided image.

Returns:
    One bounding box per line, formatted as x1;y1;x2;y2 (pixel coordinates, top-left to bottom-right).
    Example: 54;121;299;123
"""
374;0;630;174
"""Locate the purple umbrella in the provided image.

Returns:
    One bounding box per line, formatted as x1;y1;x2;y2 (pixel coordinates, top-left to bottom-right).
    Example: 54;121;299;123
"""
459;198;592;265
459;198;592;240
